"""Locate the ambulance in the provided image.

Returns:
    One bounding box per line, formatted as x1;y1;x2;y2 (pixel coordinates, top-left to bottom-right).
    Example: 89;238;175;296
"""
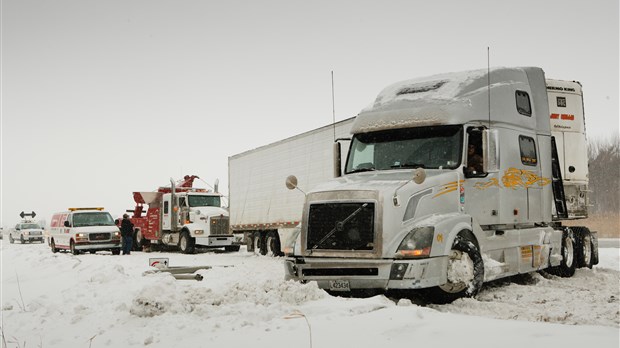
49;207;121;255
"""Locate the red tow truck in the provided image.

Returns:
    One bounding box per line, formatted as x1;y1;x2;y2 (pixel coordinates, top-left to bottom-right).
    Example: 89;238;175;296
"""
123;175;239;253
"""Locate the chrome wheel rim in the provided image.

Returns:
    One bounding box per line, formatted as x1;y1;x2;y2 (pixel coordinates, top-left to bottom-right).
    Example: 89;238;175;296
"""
582;235;592;266
564;235;574;267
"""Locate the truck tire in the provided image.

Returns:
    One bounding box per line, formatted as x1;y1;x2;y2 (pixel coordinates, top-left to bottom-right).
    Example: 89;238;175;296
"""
423;235;484;304
50;239;58;253
70;240;80;255
548;228;576;277
573;226;594;269
179;232;195;254
133;229;144;251
20;235;25;244
9;234;14;244
253;232;265;255
112;248;120;255
265;231;282;257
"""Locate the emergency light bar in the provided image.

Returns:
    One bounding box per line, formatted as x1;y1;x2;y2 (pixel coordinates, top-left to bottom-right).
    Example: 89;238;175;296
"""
68;207;105;211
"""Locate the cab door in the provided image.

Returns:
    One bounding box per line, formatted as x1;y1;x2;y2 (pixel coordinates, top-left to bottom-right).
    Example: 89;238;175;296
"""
463;127;501;226
519;135;543;223
162;195;171;230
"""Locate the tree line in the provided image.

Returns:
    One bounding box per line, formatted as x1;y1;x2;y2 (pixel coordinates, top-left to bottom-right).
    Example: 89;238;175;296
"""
587;134;620;214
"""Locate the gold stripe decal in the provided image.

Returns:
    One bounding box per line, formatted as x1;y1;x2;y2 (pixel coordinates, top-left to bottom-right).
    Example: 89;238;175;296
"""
433;180;465;198
474;168;551;190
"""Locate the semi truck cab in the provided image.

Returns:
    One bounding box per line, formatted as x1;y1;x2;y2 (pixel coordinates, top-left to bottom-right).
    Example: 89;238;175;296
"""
284;67;597;303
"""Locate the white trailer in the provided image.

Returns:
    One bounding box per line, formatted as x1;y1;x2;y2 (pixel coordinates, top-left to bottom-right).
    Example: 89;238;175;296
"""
228;118;355;255
547;79;589;218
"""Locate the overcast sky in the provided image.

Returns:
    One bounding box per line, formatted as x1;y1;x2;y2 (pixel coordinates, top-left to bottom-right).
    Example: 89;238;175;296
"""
2;0;618;227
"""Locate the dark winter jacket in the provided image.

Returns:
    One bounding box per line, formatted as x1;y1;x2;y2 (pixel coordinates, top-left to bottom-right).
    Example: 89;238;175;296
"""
120;218;134;237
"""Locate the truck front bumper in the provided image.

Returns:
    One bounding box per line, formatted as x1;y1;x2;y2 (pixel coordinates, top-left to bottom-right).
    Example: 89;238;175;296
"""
284;256;449;291
195;235;234;247
74;242;121;250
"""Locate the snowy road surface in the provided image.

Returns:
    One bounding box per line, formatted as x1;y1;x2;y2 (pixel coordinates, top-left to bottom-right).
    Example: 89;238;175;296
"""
1;241;618;348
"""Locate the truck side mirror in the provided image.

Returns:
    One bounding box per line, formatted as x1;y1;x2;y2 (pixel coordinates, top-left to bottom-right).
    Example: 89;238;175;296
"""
333;142;342;178
64;221;70;227
483;129;500;173
286;175;306;195
285;175;298;190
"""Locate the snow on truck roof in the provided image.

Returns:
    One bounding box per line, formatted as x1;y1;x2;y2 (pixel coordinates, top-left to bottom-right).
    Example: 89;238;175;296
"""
353;67;550;134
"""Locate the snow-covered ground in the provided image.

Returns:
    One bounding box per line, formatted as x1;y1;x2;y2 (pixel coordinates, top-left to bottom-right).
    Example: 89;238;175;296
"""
1;241;618;348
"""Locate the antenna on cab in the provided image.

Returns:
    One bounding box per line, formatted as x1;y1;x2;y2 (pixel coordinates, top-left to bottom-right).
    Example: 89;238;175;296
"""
487;47;491;129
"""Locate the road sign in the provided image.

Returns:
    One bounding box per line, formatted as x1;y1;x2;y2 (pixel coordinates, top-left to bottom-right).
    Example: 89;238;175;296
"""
149;258;169;269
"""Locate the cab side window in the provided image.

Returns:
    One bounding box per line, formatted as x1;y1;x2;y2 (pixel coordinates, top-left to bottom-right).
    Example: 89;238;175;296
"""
164;201;169;214
519;135;538;166
465;128;485;177
516;90;532;116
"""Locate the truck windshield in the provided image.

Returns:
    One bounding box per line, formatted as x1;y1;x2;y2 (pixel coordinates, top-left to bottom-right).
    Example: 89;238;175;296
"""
72;212;115;227
188;195;221;207
345;125;463;173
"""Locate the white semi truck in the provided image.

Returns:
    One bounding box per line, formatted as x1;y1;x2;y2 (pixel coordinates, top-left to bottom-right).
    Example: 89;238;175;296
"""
228;118;354;255
277;67;596;303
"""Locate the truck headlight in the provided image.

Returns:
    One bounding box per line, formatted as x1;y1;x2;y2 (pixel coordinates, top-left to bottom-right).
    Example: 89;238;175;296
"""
396;226;434;258
194;230;204;235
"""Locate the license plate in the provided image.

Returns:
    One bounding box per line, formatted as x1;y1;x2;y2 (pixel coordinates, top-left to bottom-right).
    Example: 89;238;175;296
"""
329;279;350;291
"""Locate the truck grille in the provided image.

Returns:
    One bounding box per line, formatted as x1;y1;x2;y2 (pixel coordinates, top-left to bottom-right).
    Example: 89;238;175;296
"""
89;233;110;241
307;203;375;251
210;216;230;235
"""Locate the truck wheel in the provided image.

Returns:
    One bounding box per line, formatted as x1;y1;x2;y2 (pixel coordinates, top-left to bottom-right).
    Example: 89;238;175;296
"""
112;249;120;255
253;232;266;255
573;227;593;269
423;235;484;304
20;235;25;244
266;231;282;257
9;234;14;244
548;228;576;277
50;239;58;253
179;232;195;254
133;229;144;251
70;240;80;255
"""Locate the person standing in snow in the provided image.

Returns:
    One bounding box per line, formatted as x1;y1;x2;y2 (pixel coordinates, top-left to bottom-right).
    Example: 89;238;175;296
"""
120;214;134;255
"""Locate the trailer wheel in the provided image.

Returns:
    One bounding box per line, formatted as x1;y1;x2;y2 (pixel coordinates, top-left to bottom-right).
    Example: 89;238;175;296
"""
50;239;58;253
179;231;195;254
548;228;576;277
253;232;265;255
423;235;484;304
573;227;593;269
265;231;282;257
70;240;80;255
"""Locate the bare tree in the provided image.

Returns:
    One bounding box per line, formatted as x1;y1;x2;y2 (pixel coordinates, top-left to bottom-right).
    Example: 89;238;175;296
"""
587;133;620;214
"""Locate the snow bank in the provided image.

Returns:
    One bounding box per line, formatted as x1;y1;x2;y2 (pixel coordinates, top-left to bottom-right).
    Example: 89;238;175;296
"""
1;242;618;348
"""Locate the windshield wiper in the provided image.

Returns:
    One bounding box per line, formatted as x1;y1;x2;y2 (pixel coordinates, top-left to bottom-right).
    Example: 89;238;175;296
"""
311;203;369;250
391;162;426;169
348;167;376;174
